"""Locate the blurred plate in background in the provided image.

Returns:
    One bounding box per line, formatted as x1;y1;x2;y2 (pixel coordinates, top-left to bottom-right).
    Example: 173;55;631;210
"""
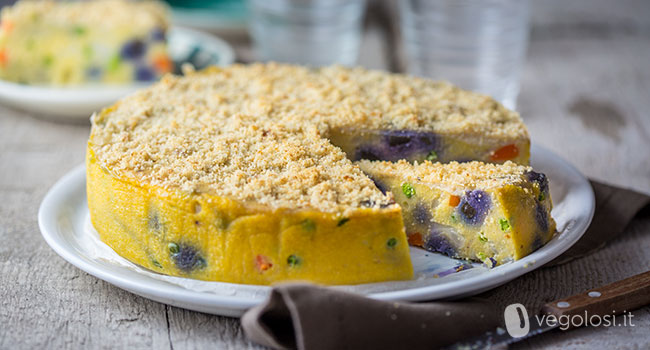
0;27;235;122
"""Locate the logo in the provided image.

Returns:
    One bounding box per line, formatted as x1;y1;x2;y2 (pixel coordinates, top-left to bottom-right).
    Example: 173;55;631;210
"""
504;303;530;338
503;303;635;338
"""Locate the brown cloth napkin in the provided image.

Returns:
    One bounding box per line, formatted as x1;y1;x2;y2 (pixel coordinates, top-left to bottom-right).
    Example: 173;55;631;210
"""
242;284;501;350
547;181;650;266
242;181;650;350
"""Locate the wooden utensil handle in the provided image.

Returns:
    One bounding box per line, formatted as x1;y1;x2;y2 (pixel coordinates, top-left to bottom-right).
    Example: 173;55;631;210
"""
542;270;650;318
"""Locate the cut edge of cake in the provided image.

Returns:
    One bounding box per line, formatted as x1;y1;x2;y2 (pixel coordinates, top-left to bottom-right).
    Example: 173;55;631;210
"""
357;159;556;266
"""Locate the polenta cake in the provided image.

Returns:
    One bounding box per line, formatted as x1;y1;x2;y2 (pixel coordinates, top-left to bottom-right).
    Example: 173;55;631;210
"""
0;0;172;85
87;63;548;285
358;160;556;267
88;111;413;285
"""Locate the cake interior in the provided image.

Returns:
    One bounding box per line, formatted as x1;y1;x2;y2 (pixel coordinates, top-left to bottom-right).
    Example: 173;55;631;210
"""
358;160;556;266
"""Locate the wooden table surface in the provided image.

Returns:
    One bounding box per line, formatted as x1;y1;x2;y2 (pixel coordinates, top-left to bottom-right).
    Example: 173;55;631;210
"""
1;0;648;348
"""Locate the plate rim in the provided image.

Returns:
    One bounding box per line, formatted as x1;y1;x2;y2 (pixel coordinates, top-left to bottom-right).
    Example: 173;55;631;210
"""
38;144;595;314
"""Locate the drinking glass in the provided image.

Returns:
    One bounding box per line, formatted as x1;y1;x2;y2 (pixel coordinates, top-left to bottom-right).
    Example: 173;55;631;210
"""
399;0;531;109
248;0;367;66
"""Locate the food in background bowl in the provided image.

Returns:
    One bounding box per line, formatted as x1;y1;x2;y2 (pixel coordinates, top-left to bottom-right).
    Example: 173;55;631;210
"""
0;0;172;85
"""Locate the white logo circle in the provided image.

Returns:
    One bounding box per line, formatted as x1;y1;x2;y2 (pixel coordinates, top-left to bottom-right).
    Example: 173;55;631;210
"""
504;303;530;338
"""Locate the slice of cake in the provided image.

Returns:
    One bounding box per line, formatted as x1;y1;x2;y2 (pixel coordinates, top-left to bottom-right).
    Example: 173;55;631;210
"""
0;0;172;85
357;160;556;266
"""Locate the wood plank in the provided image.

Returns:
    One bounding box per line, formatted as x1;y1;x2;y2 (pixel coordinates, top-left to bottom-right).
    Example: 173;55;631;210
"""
1;0;649;348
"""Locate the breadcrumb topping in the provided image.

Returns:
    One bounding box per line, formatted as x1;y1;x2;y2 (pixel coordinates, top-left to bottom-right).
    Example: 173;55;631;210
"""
91;112;393;213
90;63;527;212
112;64;527;138
357;160;534;193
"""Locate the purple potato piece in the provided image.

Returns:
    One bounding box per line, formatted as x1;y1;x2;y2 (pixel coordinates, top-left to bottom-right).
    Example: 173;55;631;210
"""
526;170;549;195
171;244;206;271
353;130;440;161
355;146;382;161
135;66;156;81
120;39;146;60
458;190;491;225
535;203;549;233
413;203;430;225
531;236;544;251
424;233;458;258
384;130;437;155
150;27;166;41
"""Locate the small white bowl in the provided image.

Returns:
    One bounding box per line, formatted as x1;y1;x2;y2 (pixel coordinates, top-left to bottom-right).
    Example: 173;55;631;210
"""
0;27;235;121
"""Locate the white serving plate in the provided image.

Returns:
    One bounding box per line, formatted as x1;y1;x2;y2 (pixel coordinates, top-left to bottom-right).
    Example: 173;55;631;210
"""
38;145;594;317
0;27;234;121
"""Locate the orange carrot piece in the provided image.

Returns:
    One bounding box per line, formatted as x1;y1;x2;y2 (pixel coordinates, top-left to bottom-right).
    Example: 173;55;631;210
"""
153;55;173;73
255;254;273;272
1;20;14;33
0;48;7;67
490;144;519;162
448;195;460;207
407;232;424;247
